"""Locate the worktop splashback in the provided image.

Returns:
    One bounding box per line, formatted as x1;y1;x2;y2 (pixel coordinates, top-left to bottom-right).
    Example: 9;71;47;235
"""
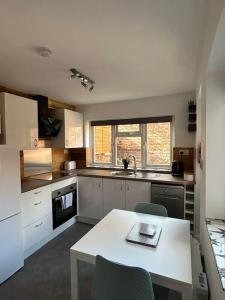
23;148;52;177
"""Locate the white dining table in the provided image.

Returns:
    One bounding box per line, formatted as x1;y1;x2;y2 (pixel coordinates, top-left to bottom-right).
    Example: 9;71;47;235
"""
70;209;193;300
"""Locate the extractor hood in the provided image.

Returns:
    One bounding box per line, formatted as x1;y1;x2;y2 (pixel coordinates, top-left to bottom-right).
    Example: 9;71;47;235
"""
33;95;62;138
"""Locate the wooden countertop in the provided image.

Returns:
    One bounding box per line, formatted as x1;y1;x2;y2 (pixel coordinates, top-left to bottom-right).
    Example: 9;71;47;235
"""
75;169;194;185
21;171;77;193
21;168;193;193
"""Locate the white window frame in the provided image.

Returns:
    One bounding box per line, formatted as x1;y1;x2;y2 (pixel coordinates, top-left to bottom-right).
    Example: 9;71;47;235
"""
144;122;173;170
115;124;143;167
91;120;173;169
91;125;114;166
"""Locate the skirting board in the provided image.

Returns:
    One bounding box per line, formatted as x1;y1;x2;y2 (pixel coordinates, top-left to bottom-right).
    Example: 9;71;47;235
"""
24;217;76;259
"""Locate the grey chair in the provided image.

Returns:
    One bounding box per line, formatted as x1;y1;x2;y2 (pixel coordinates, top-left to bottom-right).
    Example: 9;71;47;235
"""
92;255;155;300
134;202;168;217
134;202;169;300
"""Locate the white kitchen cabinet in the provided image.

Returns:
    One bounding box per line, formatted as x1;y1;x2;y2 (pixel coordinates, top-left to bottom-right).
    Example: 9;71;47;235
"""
23;213;53;251
125;180;151;211
0;93;38;149
21;185;52;227
78;176;151;221
78;176;103;220
103;178;125;216
52;108;83;148
21;184;53;253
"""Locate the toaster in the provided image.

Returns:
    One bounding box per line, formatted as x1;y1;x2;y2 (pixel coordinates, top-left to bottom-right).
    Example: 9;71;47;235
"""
64;160;76;171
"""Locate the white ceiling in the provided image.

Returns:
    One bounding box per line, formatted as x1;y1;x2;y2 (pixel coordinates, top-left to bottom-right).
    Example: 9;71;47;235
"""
0;0;206;105
208;5;225;72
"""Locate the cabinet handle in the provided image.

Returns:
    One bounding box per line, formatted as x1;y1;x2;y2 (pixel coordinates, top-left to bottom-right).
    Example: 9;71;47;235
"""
126;183;129;191
35;222;43;228
121;184;123;191
34;191;42;195
98;183;101;188
34;201;42;206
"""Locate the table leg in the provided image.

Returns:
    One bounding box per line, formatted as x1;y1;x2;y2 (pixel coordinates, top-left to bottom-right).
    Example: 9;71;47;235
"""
71;252;79;300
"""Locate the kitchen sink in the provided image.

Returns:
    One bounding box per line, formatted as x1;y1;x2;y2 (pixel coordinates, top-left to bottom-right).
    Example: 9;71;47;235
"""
111;171;160;178
111;171;134;176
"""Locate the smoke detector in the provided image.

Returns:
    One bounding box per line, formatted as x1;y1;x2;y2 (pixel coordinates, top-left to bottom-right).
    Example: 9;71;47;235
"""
38;47;53;58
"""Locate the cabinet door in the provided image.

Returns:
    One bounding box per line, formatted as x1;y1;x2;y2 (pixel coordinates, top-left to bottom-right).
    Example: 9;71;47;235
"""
103;179;125;216
125;180;151;211
4;93;38;149
65;110;83;148
0;147;21;221
78;176;103;220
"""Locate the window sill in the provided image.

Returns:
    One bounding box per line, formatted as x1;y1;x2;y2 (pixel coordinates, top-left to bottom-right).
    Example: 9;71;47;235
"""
206;218;225;290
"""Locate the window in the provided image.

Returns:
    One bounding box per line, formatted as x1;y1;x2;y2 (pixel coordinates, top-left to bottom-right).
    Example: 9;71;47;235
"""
93;125;112;164
92;118;172;168
146;122;171;166
115;124;142;167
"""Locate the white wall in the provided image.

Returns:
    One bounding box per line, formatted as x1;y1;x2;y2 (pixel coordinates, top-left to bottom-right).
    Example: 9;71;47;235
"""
195;1;225;299
78;92;195;148
206;71;225;219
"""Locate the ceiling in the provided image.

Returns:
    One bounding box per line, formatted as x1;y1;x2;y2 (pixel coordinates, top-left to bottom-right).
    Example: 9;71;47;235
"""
208;5;225;72
0;0;206;105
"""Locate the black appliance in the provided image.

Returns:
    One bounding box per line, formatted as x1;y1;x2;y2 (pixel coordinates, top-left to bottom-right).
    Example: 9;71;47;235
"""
52;183;77;229
172;160;184;176
151;184;184;219
33;95;62;138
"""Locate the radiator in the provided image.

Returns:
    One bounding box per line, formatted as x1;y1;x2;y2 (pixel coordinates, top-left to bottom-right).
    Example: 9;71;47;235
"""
191;237;208;300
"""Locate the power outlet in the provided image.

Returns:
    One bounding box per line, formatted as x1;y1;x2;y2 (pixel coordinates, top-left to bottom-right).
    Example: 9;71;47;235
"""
64;149;69;154
179;149;189;156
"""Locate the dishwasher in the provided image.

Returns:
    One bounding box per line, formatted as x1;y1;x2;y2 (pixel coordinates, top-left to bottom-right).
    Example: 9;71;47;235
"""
151;183;184;219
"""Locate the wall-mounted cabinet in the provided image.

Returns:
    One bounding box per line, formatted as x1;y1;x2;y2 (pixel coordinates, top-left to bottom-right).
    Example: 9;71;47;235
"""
51;108;83;148
0;93;38;149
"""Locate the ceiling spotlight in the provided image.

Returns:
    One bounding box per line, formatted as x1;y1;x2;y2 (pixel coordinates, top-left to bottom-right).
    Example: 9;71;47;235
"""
81;80;88;88
70;68;95;92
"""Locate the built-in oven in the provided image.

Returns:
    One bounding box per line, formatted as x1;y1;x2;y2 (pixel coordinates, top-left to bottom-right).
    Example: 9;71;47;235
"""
52;183;77;229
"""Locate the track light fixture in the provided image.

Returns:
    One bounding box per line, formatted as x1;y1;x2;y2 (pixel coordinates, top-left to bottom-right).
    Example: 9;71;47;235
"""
70;68;95;92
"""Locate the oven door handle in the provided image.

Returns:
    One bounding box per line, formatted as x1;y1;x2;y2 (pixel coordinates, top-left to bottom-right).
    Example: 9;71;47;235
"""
54;197;62;201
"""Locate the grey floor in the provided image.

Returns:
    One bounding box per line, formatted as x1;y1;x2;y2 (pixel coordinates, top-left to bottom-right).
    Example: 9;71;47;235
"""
0;222;181;300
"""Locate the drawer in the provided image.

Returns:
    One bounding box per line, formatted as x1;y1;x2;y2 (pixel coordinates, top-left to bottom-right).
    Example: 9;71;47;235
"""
23;214;53;251
22;185;52;227
51;177;77;191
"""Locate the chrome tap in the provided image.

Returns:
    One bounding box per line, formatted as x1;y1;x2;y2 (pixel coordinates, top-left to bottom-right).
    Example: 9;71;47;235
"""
129;155;137;174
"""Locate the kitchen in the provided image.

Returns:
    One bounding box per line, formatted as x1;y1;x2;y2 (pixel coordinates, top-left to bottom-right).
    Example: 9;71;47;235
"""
0;1;225;300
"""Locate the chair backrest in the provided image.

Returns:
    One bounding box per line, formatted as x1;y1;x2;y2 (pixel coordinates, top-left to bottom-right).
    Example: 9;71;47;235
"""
135;202;168;217
92;255;155;300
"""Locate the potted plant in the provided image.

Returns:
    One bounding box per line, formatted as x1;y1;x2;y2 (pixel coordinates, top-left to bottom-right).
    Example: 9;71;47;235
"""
122;157;130;169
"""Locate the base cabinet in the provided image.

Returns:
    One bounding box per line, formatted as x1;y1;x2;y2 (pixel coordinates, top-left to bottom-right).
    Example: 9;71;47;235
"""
78;177;151;219
103;179;125;216
22;185;53;253
125;181;151;211
78;176;103;220
23;214;53;251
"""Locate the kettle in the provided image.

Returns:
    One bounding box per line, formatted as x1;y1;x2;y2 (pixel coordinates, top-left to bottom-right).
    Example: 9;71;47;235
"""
172;160;184;177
